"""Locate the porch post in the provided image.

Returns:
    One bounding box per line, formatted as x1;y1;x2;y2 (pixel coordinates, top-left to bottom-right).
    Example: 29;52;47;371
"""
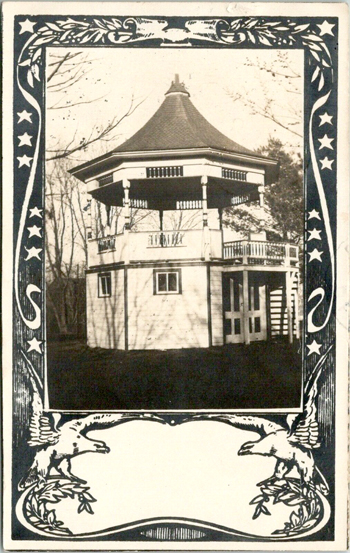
159;209;164;231
286;270;293;344
258;185;265;207
123;179;131;263
295;270;300;339
242;270;250;345
201;176;210;261
123;179;131;230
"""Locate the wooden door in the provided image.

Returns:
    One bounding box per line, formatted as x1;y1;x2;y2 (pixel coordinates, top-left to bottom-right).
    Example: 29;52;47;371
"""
224;276;244;343
248;280;267;341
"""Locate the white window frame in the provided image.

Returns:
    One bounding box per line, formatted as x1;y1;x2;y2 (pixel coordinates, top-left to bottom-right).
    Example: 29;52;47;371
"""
154;269;181;295
98;272;112;297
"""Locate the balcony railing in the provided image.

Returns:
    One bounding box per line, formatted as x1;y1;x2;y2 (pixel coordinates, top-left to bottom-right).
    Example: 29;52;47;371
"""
92;233;298;266
98;236;116;253
147;231;185;248
223;240;298;265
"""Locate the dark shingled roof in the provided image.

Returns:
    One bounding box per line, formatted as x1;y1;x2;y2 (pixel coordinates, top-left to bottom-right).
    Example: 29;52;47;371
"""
113;75;255;156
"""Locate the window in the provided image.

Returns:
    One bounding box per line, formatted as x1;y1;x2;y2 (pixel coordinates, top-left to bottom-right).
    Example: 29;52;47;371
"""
98;273;111;297
154;269;181;295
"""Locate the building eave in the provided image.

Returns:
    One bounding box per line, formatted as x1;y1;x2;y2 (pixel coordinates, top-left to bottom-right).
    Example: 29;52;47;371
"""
69;147;278;183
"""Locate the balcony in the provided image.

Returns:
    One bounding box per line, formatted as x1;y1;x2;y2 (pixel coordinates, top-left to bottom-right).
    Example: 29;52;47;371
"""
223;240;299;266
88;232;298;268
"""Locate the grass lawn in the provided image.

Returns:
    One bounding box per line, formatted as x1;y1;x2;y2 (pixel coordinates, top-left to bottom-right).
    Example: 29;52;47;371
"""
47;339;302;411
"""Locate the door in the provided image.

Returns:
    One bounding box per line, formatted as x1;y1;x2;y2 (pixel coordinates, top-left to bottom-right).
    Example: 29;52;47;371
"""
224;275;243;344
248;279;267;341
223;273;267;344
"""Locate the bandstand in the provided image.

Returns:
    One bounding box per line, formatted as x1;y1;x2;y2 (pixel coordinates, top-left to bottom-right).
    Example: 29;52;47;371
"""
70;75;299;350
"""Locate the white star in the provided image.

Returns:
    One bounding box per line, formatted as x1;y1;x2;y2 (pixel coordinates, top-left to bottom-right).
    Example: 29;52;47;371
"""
29;207;42;219
24;246;42;260
308;228;322;241
27;337;42;354
27;225;42;238
320;156;334;170
317;20;335;37
318;134;334;150
19;19;36;34
18;132;33;147
307;340;322;356
17;155;33;168
17;110;32;123
319;112;333;126
308;209;321;220
308;248;323;262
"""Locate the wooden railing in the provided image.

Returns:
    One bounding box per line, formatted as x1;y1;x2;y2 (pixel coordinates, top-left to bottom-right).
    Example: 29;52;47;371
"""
223;240;298;265
147;232;185;248
97;236;116;252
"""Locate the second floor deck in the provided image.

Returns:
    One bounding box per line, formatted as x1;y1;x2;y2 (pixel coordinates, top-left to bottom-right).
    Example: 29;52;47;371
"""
88;229;299;269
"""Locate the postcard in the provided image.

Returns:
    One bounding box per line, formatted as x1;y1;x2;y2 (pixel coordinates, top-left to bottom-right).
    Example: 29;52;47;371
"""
2;1;349;550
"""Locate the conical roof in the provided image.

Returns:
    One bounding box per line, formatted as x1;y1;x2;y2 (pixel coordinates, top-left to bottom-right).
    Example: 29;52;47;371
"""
113;75;254;156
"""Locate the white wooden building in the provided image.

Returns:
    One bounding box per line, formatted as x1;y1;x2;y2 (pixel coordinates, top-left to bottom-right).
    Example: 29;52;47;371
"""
70;76;299;350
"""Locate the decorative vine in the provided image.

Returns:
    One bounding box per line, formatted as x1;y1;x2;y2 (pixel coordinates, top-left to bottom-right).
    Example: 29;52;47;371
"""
18;17;333;92
249;476;325;536
24;478;97;536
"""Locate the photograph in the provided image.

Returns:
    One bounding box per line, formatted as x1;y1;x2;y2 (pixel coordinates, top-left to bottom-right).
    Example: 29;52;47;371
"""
45;47;304;410
2;3;348;549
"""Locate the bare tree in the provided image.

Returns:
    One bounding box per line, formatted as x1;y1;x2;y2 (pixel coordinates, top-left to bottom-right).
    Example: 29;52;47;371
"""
46;51;145;161
226;51;302;140
45;159;88;336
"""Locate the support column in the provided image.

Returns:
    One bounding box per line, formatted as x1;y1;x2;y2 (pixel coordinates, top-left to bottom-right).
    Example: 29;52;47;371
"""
286;270;293;344
159;209;164;231
201;176;210;261
242;270;250;345
123;179;131;230
123;179;131;264
295;270;300;340
258;185;265;207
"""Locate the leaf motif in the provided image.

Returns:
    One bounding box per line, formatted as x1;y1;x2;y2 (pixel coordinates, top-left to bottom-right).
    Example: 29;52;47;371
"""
247;31;256;43
310;50;321;62
82;492;97;502
38;502;46;519
18;59;31;67
290;512;300;527
294;24;310;32
304;34;324;42
60;30;72;41
318;73;325;91
84;502;94;515
285;497;306;506
311;66;320;82
111;18;123;29
249;495;264;505
32;64;40;82
32;48;42;63
47;510;56;525
46;22;61;31
33;35;56;46
245;19;258;29
93;19;107;29
260;504;271;515
259;35;272;46
252;505;261;520
308;42;322;52
77;502;85;514
27;69;34;88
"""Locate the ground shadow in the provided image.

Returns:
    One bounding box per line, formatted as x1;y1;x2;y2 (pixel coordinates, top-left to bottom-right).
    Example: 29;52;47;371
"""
47;338;302;410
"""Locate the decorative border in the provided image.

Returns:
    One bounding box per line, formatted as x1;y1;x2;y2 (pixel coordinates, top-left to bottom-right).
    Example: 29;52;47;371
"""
13;14;337;542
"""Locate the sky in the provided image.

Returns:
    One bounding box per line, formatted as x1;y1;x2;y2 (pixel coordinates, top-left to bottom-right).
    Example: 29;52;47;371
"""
46;47;303;165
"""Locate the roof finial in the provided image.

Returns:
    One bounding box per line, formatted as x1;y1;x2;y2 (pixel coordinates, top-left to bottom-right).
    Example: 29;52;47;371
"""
165;74;190;97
